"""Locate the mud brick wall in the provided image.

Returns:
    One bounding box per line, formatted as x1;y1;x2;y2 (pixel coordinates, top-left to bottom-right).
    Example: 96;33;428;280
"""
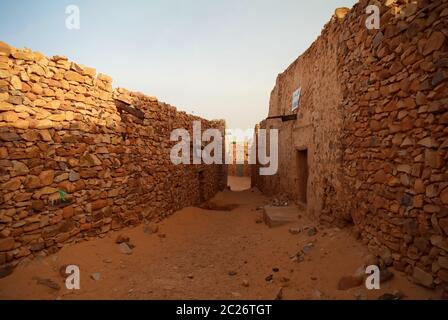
0;42;226;267
253;0;448;289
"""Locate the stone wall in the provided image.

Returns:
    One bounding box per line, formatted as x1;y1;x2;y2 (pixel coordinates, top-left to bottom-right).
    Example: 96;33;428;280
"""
251;14;343;218
0;42;226;267
252;0;448;289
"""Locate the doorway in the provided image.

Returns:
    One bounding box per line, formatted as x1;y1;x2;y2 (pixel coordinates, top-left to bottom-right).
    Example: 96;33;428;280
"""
296;149;308;205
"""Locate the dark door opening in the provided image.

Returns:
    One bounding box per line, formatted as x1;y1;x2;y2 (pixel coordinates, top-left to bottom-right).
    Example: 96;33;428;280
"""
296;149;308;205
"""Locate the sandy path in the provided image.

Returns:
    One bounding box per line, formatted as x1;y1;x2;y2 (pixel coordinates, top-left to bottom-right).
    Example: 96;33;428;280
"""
227;176;251;191
0;179;439;300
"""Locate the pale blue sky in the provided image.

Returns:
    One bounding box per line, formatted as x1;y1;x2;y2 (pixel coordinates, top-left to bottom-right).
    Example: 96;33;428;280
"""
0;0;356;129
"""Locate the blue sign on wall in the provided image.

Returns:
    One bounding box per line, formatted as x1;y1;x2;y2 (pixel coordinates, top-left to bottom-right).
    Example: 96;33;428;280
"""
291;87;301;111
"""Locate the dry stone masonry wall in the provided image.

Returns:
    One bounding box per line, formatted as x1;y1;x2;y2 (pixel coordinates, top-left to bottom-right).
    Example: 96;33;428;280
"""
0;42;226;267
337;0;448;289
253;0;448;289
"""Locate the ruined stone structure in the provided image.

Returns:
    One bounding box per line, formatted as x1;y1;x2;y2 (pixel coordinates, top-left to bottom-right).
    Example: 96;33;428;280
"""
253;0;448;289
0;42;226;266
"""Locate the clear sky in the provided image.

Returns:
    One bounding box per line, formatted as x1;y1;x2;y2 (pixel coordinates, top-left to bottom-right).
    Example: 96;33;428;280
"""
0;0;357;130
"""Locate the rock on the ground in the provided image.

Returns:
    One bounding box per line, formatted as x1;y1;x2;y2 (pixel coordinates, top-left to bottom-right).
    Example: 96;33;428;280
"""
118;242;133;255
302;243;314;254
307;227;318;236
412;267;433;288
90;272;101;281
265;274;273;282
0;264;14;279
354;292;367;300
313;289;326;299
275;287;283;300
291;252;305;263
337;275;364;290
363;254;379;267
377;291;404;300
289;227;301;235
144;223;159;234
115;234;130;244
36;278;61;290
58;264;70;279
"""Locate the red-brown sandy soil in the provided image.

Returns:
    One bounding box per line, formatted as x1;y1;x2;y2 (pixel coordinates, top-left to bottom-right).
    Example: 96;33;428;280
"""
0;177;441;300
228;176;251;191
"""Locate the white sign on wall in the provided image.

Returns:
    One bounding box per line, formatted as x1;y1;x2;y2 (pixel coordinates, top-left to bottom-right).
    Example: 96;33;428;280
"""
291;87;301;111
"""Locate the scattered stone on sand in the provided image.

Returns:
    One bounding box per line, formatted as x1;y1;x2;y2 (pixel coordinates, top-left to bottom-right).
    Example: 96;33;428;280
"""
103;259;112;264
270;195;289;207
306;227;318;236
337;275;364;290
255;217;263;224
242;279;249;287
275;287;283;300
158;234;167;238
90;272;101;281
187;274;194;279
289;227;302;235
228;271;237;276
412;267;434;288
379;250;393;267
265;274;273;282
354;292;368;300
118;242;133;255
58;264;70;279
143;223;159;235
115;234;130;244
291;252;305;263
363;254;379;267
313;289;323;299
378;291;404;300
272;267;279;272
231;292;242;298
36;278;61;290
302;243;314;254
0;264;14;279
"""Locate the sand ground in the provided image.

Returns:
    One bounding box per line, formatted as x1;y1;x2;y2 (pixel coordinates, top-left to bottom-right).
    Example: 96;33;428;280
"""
0;177;440;300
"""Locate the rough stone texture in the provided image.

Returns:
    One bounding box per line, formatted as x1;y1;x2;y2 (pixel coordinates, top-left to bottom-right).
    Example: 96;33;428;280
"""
0;43;226;267
252;0;448;289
